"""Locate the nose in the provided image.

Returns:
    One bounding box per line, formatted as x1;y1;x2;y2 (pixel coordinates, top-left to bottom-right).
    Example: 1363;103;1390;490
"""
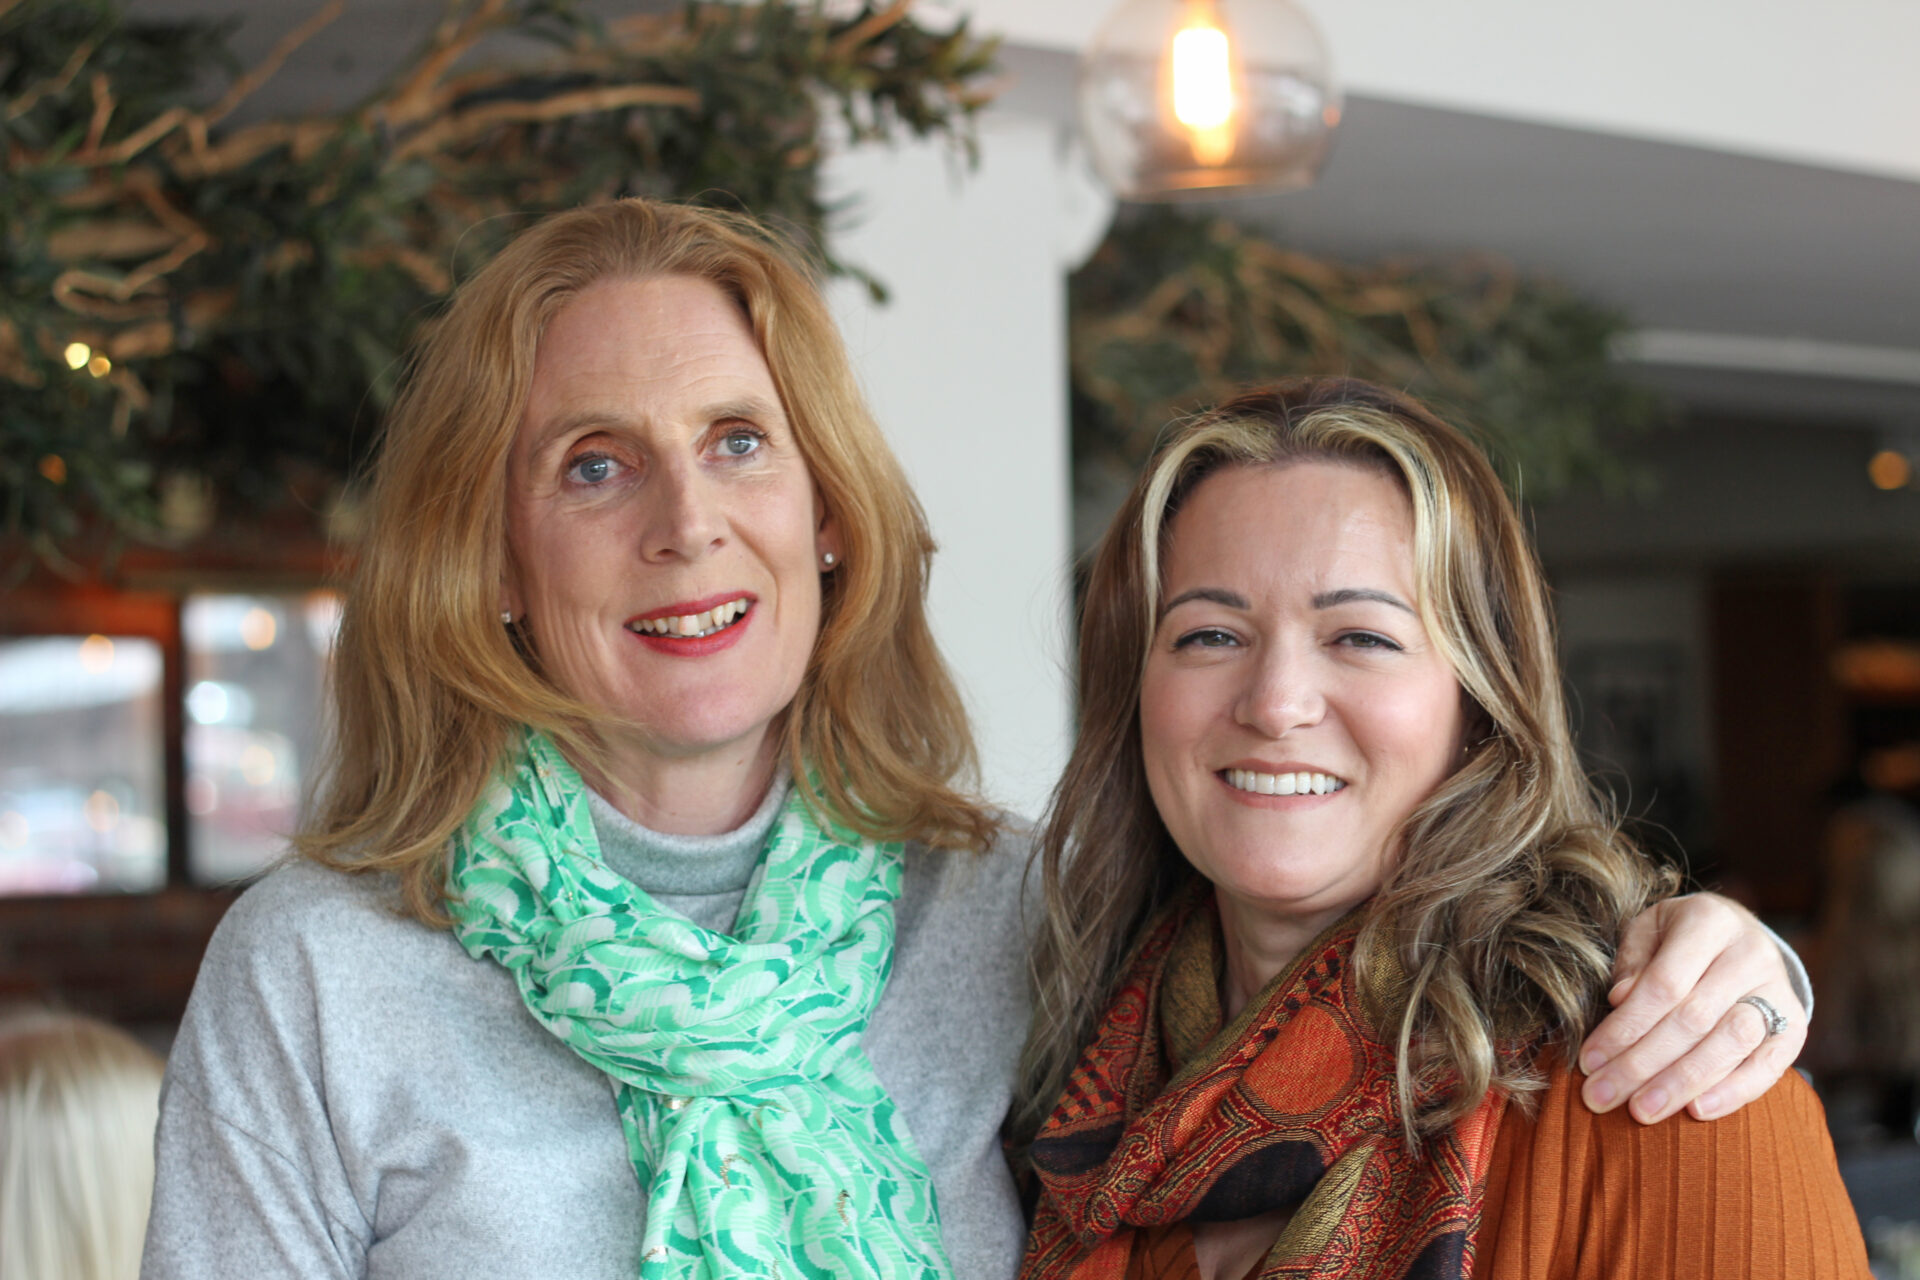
1233;639;1325;739
639;457;726;563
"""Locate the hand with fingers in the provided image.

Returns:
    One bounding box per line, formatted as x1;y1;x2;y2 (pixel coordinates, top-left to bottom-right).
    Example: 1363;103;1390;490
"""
1577;892;1808;1125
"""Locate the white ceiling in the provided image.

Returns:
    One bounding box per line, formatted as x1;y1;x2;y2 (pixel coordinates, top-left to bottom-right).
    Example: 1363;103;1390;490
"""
1230;95;1920;429
1216;93;1920;352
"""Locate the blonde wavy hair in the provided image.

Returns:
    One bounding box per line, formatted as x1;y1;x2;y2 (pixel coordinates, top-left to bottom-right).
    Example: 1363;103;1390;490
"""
1017;377;1677;1144
300;199;995;921
0;1009;164;1280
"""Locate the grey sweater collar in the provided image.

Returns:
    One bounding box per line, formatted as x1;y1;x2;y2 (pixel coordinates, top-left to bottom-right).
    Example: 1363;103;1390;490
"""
584;770;792;896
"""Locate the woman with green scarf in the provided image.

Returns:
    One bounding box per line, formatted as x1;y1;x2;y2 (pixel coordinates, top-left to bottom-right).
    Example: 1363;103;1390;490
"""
143;201;1809;1280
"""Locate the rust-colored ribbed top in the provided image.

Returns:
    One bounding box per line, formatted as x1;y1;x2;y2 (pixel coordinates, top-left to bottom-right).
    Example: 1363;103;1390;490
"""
1476;1065;1871;1279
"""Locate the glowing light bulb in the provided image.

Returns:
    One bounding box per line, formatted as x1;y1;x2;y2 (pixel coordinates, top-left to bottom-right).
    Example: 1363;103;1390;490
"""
1081;0;1338;197
1172;25;1231;128
64;342;92;370
1171;4;1235;167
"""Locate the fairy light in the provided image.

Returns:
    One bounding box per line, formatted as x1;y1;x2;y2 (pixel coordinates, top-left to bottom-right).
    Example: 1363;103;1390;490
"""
64;342;91;370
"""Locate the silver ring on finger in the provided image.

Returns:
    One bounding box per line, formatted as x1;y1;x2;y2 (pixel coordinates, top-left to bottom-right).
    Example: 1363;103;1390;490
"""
1737;993;1790;1039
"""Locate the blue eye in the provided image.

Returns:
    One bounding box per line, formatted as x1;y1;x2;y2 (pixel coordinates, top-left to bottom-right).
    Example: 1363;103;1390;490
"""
565;453;622;485
718;429;763;458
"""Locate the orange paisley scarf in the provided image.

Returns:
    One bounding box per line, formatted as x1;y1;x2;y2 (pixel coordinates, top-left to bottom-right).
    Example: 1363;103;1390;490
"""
1022;891;1511;1280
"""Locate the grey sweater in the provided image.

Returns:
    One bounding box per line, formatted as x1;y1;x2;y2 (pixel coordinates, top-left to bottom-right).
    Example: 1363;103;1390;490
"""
141;786;1034;1279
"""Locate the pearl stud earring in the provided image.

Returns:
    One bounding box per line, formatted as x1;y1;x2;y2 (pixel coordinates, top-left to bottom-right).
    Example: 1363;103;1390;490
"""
821;552;837;568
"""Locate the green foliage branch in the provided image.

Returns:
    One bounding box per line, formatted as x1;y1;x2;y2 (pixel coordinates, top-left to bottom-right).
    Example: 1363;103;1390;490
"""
0;0;995;571
1070;210;1668;549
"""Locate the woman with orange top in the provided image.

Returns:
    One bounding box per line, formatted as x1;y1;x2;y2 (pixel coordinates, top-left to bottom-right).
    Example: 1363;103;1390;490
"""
1016;378;1867;1280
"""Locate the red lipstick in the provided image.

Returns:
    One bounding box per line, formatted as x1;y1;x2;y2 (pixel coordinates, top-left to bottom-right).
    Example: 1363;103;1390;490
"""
626;592;755;657
630;591;752;623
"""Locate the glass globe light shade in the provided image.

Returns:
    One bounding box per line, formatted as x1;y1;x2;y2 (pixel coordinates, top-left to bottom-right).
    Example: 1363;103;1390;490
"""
1078;0;1341;200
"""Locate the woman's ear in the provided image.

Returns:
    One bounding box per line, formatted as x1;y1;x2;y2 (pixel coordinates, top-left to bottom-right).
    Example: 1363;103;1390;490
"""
1458;693;1493;761
498;526;528;621
815;498;844;570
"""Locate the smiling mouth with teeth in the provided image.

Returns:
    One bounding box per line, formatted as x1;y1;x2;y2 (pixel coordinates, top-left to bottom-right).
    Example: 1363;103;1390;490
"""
626;597;752;639
1223;768;1347;797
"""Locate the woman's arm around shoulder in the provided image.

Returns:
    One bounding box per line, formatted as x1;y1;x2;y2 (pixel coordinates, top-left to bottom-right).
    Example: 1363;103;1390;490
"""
1474;1059;1870;1280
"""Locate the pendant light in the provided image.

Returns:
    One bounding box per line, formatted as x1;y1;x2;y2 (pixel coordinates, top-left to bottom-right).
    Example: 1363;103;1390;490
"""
1078;0;1341;200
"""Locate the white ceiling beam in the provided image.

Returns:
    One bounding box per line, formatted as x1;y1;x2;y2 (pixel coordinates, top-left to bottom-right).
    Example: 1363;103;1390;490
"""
1616;331;1920;388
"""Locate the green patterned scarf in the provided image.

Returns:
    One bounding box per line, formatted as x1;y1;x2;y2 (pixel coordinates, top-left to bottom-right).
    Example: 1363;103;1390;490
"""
446;731;952;1280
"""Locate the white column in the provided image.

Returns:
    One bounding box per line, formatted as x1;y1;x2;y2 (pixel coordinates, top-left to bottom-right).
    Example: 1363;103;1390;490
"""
823;113;1108;820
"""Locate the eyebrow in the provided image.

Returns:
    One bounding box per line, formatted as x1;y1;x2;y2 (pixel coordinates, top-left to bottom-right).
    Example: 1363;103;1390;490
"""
1312;587;1415;614
1157;585;1414;621
529;397;786;450
1159;587;1248;621
699;396;784;425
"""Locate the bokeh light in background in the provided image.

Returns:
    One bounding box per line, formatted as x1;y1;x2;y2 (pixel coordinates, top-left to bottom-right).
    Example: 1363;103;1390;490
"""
0;636;166;894
183;592;339;885
1869;449;1913;491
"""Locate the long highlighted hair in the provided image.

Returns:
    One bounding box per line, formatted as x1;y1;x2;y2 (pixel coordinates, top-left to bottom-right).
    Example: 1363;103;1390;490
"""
1017;377;1676;1144
300;199;994;920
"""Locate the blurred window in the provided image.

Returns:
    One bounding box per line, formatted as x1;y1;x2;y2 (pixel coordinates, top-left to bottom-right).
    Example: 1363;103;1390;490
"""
0;636;168;894
183;593;339;885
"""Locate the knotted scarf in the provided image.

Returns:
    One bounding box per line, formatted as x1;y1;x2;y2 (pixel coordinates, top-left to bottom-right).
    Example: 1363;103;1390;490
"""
447;731;952;1280
1022;889;1511;1280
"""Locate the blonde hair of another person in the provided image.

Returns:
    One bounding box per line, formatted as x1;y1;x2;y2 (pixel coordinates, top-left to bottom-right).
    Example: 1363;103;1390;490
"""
1018;377;1677;1146
0;1010;164;1280
300;199;996;923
